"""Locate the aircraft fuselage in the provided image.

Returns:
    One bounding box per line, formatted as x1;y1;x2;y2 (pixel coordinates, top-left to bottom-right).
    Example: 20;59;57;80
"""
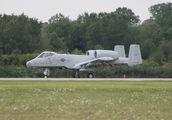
26;54;95;69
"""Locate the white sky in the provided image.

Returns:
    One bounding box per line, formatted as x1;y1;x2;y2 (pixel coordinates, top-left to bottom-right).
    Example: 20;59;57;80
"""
0;0;170;23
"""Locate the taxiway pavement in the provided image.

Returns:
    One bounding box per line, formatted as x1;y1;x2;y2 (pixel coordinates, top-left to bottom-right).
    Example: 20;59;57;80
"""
0;78;172;81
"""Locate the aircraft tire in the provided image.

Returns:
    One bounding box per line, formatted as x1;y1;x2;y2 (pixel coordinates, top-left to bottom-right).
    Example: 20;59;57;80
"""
87;73;94;78
44;75;48;78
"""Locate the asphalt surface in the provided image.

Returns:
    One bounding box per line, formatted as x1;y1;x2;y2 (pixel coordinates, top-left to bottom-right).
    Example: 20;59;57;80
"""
0;78;172;81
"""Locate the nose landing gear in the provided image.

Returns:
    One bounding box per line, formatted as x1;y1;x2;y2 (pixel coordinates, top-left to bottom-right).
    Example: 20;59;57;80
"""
43;68;50;78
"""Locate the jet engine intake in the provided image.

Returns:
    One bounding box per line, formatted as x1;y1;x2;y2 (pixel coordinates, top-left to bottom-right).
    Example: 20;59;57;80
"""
86;50;95;57
94;50;119;60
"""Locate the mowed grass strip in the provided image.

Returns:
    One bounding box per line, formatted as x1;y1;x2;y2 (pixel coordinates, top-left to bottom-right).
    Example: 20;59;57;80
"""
0;80;172;120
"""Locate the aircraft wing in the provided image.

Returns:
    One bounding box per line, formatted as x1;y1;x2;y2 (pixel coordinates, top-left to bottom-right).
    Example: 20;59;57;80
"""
72;57;114;69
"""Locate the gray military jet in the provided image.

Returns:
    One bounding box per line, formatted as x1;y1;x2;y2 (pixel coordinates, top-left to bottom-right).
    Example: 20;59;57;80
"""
26;44;142;78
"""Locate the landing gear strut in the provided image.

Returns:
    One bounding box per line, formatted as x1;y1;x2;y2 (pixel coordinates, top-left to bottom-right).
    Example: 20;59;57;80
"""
43;68;50;78
73;70;80;78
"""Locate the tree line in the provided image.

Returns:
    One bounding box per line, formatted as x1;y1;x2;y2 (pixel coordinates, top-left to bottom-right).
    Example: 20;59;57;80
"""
0;2;172;67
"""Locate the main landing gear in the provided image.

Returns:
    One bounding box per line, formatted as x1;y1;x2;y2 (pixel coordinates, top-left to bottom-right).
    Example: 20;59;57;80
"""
73;70;80;78
87;73;94;78
73;71;94;78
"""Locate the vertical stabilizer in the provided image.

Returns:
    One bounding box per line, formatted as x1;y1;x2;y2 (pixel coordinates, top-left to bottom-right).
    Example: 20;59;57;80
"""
114;45;126;58
128;44;142;66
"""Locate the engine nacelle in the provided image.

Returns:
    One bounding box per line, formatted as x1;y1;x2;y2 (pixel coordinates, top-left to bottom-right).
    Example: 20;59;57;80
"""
86;50;95;57
94;50;119;60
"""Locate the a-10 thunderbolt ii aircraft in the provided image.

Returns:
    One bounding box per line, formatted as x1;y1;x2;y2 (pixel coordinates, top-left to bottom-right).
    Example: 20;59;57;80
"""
26;44;142;78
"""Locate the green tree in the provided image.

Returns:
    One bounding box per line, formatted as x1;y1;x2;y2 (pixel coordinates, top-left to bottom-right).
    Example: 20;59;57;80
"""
149;2;172;27
0;13;42;54
115;7;140;26
149;2;172;41
47;13;71;52
86;21;101;49
140;41;156;59
49;32;66;51
67;22;87;52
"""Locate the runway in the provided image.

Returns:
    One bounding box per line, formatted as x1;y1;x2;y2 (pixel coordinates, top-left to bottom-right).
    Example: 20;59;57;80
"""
0;78;172;81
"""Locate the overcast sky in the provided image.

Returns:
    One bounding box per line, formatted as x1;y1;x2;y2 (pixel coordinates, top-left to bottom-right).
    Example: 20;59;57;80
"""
0;0;170;23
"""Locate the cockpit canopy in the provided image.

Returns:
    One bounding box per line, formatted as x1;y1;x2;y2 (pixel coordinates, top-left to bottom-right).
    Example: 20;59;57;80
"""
36;51;57;58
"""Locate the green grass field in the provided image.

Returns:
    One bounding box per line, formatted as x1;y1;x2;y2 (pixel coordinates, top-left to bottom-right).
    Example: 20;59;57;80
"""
0;80;172;120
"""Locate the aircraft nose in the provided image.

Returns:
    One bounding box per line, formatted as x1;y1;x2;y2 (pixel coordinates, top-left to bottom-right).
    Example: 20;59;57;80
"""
26;61;31;68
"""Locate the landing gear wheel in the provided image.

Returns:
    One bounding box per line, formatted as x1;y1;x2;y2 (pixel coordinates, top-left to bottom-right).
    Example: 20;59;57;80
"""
74;74;80;78
44;75;48;78
87;73;94;78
